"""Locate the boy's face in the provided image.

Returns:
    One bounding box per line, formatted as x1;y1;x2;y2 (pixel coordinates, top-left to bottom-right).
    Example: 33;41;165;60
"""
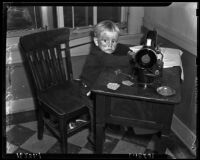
94;31;119;54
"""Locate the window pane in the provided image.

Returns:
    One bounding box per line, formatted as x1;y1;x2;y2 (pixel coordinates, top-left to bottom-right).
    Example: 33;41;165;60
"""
97;7;121;23
7;6;42;31
63;6;93;28
63;7;73;28
74;7;93;27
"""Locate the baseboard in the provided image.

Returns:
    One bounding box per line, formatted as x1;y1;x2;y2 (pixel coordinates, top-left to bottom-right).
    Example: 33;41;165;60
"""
171;114;196;156
6;97;35;115
143;18;197;56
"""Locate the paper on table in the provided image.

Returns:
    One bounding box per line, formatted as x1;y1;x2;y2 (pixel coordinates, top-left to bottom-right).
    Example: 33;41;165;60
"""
129;45;143;53
129;46;184;80
107;83;120;90
160;47;183;80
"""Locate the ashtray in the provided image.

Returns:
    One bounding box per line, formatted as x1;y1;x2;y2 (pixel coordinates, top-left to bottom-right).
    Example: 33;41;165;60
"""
156;86;176;96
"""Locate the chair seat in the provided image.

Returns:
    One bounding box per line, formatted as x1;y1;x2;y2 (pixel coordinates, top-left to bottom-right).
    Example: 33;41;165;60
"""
38;81;87;117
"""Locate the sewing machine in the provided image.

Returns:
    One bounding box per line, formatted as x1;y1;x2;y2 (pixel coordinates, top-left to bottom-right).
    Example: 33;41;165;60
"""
131;30;163;87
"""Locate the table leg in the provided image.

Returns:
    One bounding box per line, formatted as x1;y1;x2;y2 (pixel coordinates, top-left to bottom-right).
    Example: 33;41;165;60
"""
95;123;105;154
146;133;165;154
156;105;175;154
160;109;174;137
94;94;107;154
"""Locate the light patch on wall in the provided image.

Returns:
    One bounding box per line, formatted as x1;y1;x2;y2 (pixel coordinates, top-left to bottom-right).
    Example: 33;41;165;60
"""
6;44;17;115
6;98;35;115
169;2;197;43
143;2;197;55
184;3;197;42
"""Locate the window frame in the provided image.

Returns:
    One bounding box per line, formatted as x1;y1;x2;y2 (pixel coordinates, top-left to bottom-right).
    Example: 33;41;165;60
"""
5;6;46;38
56;6;128;29
6;6;128;38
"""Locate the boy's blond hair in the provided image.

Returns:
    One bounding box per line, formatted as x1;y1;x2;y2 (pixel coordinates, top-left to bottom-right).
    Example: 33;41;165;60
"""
93;20;120;38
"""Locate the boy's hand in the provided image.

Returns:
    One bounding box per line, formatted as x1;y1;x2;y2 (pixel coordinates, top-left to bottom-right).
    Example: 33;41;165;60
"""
74;79;91;96
127;50;136;59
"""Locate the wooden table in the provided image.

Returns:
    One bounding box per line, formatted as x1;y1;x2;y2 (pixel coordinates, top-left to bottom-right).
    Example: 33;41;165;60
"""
91;66;181;154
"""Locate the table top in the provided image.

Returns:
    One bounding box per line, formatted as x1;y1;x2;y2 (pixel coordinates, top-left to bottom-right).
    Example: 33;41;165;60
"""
91;66;181;104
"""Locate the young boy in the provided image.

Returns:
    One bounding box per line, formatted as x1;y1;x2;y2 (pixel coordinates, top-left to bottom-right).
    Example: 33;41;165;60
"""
79;20;134;145
80;20;133;88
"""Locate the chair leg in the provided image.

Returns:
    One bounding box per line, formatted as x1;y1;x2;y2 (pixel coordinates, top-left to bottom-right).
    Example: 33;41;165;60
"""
38;108;44;140
59;119;68;153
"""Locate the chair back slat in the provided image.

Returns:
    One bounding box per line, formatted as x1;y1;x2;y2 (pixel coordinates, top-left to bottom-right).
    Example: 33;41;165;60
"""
49;47;62;83
27;51;43;90
38;50;52;87
43;49;56;85
19;28;73;91
64;42;73;80
37;49;52;88
54;45;67;82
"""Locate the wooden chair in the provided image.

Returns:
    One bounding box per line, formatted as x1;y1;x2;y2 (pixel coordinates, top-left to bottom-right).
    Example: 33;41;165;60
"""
19;27;90;153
